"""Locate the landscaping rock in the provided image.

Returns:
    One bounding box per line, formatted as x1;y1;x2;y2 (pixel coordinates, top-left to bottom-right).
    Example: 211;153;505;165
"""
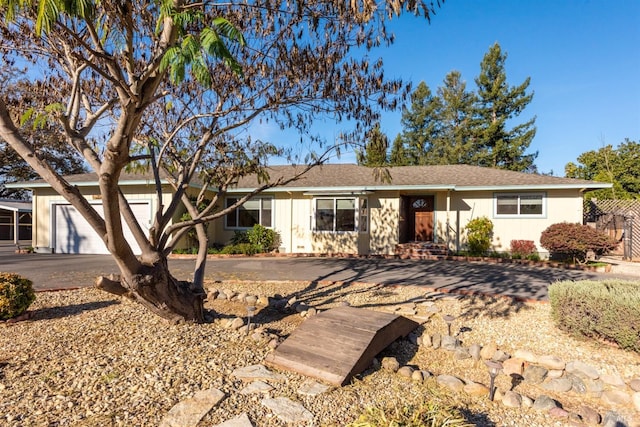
228;317;245;330
297;379;331;396
397;366;414;378
538;355;565;370
523;365;548;384
454;348;471;360
231;365;285;382
441;335;460;351
513;349;538;363
261;397;313;424
239;381;273;395
492;350;510;362
431;333;441;350
501;391;522;408
521;395;534;408
600;390;631;406
480;342;497;360
257;295;270;306
602;411;628;427
381;357;400;372
547;369;564;379
630;378;640;392
632;392;640;412
502;357;524;376
463;381;489;397
566;361;600;380
600;373;625;388
532;395;558;411
583;378;604;394
159;388;225;427
411;370;425;382
576;405;601;425
549;407;570;419
468;343;481;360
213;413;254;427
542;378;573;393
436;375;464;393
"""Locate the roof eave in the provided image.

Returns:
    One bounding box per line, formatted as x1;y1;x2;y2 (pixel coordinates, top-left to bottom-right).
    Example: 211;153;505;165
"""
5;179;171;189
224;184;457;193
455;183;613;191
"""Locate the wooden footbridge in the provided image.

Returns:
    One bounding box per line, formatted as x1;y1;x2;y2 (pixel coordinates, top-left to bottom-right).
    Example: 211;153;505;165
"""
265;306;419;386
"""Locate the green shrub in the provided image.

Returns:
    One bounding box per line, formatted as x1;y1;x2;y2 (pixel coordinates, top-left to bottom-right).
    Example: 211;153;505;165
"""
0;273;36;320
465;217;493;256
229;225;280;253
540;222;617;263
246;224;280;252
220;243;261;255
549;280;640;353
230;229;250;245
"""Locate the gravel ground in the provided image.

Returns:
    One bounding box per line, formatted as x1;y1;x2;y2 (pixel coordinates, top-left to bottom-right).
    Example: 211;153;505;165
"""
1;280;639;426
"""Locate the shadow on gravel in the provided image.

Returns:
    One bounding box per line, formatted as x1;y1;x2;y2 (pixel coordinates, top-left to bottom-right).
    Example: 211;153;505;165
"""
32;300;120;321
459;409;496;427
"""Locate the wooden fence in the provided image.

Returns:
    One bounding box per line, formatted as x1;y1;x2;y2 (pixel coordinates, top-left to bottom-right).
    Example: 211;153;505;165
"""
584;198;640;260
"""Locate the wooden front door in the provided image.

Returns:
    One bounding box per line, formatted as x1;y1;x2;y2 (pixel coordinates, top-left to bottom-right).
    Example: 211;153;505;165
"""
411;197;434;241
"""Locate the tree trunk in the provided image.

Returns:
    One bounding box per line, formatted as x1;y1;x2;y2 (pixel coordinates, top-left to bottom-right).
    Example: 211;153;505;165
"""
96;254;206;323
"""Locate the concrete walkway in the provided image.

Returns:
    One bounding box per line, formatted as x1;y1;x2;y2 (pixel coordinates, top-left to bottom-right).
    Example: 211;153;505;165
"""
2;243;637;301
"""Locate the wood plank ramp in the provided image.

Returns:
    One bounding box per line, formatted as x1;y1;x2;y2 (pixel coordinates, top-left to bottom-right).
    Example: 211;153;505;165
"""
264;306;419;386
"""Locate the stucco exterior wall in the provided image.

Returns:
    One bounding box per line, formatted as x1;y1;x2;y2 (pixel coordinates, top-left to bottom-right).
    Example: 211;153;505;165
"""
435;189;584;257
369;191;400;255
31;185;173;250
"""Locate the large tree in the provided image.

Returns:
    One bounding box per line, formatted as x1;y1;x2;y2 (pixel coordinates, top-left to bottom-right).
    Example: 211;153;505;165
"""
357;123;390;167
387;43;537;171
473;42;537;172
565;139;640;200
0;77;86;199
429;70;476;164
0;0;439;322
392;81;441;165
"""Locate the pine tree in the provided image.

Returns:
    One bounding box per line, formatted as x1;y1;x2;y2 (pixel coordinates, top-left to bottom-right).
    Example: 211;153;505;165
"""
357;123;389;166
429;70;476;164
473;43;538;172
389;135;410;166
395;82;441;164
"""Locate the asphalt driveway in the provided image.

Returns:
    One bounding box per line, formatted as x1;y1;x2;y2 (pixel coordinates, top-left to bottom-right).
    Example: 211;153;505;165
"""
1;244;628;301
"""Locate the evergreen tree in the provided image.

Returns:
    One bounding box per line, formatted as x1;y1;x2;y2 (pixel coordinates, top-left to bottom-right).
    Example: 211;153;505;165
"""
357;123;389;166
473;43;538;172
430;70;476;164
395;82;441;164
389;135;410;166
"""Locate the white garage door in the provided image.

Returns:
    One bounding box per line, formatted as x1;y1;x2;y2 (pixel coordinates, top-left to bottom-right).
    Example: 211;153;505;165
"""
53;202;151;254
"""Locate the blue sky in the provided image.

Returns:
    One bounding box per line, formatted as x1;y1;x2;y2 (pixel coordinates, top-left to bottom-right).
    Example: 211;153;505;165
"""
265;0;640;175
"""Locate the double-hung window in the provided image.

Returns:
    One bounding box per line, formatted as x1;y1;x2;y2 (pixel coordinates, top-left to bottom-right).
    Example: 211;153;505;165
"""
495;193;545;217
225;197;273;229
314;197;367;232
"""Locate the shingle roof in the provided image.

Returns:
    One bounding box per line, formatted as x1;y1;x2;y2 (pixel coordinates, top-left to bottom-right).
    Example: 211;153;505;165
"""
234;164;610;191
6;164;609;192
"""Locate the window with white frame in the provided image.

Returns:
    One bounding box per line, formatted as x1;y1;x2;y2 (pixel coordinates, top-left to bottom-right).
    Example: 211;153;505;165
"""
494;193;545;217
225;197;273;229
314;197;368;232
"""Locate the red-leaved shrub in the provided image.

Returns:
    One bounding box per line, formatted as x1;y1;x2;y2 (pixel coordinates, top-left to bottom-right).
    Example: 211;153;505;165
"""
540;222;617;263
510;240;537;259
